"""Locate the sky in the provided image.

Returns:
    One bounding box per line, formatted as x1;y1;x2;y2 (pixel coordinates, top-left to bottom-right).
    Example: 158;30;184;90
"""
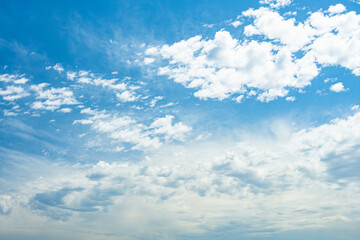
1;0;360;239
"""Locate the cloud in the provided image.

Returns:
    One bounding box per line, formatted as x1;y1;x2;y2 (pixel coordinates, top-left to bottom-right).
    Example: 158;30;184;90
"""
1;109;358;238
0;195;12;215
0;74;29;84
148;30;318;102
242;7;315;51
116;90;138;102
230;20;242;28
0;85;29;101
66;70;144;103
74;108;191;151
285;96;295;101
150;115;192;142
259;0;292;8
328;4;346;14
145;5;360;102
329;82;347;92
143;57;155;65
66;70;127;91
31;83;79;111
45;63;64;73
59;107;72;113
148;96;163;108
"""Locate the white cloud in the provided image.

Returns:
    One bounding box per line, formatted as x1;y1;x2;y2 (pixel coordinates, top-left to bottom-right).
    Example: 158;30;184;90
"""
230;20;242;28
148;96;163;107
308;11;360;76
203;23;215;28
328;4;346;14
67;70;127;90
234;95;244;103
0;195;12;215
66;70;143;103
330;82;347;92
149;30;318;102
116;90;138;102
31;84;79;111
46;63;64;73
144;57;155;65
59;107;72;113
285;96;295;101
0;74;29;84
0;85;29;101
259;0;292;8
74;109;191;151
3;110;18;116
146;5;360;102
242;7;315;51
150;115;192;142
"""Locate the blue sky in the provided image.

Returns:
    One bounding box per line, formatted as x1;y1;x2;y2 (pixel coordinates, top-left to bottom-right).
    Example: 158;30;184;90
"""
1;0;360;239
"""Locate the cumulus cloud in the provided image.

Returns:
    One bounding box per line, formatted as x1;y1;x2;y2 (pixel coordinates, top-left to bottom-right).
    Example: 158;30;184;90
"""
0;74;29;84
242;7;315;51
0;86;29;101
145;5;360;102
329;82;347;92
116;90;138;102
150;115;192;142
147;31;318;102
328;4;346;14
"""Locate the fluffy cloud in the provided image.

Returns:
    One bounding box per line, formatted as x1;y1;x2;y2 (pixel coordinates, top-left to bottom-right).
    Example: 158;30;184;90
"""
148;31;318;102
328;4;346;14
0;74;30;101
0;85;29;101
74;108;191;151
243;7;315;51
0;74;29;84
329;82;347;92
146;4;360;102
31;83;79;111
150;115;192;142
230;20;242;28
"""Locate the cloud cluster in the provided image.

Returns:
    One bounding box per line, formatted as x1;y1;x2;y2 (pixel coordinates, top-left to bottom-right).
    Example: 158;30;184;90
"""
0;74;29;84
0;74;30;101
74;108;191;151
66;70;140;102
145;4;360;102
31;83;79;111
